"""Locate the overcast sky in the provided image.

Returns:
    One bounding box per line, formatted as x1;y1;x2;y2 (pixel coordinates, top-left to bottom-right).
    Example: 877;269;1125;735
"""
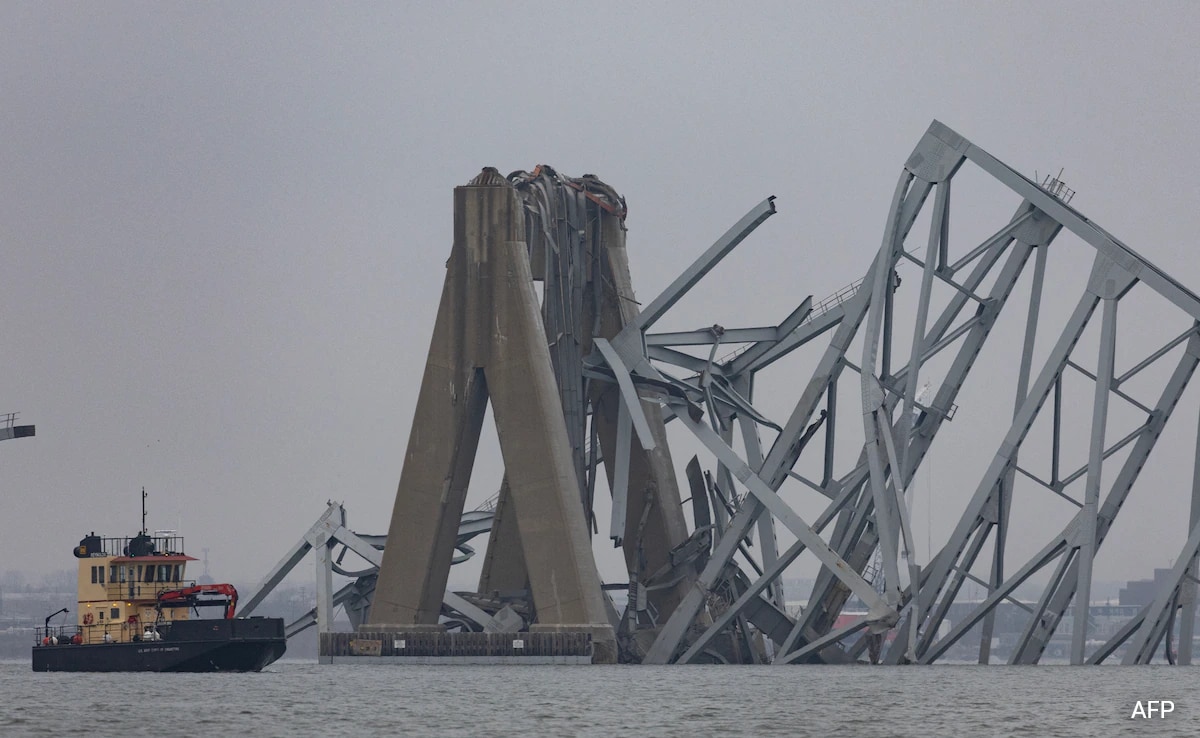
3;2;1199;598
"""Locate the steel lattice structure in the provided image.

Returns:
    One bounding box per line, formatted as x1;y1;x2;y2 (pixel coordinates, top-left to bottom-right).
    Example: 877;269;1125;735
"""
626;121;1200;665
357;120;1200;665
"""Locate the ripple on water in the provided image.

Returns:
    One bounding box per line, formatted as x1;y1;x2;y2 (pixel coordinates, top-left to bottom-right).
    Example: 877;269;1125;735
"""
1;662;1199;736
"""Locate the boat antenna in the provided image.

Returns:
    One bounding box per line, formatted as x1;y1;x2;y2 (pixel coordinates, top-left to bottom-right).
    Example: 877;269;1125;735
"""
142;487;148;535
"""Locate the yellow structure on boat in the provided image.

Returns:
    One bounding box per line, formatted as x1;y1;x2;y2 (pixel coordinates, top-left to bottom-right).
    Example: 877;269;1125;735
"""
73;532;197;645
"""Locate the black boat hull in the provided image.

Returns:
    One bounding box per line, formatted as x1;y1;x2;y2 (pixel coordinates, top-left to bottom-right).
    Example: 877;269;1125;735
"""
32;618;287;672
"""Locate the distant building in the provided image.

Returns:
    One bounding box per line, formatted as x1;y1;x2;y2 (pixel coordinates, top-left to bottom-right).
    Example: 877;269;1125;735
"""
1120;569;1174;607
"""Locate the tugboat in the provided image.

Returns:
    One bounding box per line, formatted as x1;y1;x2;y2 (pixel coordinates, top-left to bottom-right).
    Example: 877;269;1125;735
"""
32;525;286;672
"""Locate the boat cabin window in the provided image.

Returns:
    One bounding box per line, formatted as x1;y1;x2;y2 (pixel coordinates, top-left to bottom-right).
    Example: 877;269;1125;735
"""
110;607;120;619
91;566;98;584
119;567;127;583
158;565;170;582
144;566;154;583
173;564;181;582
98;611;105;621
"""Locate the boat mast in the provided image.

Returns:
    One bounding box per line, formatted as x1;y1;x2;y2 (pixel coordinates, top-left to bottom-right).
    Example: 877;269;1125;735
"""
141;487;147;535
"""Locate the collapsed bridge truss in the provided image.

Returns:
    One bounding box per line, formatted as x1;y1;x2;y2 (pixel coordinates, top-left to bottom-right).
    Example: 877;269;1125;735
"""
365;120;1200;665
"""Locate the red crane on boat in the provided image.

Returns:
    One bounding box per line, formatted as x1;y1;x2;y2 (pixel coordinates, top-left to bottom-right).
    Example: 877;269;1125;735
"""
156;583;239;620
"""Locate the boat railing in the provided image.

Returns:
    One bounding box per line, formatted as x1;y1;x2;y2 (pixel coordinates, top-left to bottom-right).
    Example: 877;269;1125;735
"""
105;578;198;600
37;619;181;646
80;621;132;645
34;625;82;646
88;534;186;558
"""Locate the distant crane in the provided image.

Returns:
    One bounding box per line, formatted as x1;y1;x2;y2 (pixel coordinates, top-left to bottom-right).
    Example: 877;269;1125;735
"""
0;412;34;442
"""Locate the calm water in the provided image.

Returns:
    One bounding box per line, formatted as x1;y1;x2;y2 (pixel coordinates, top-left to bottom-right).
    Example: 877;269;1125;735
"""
3;659;1197;736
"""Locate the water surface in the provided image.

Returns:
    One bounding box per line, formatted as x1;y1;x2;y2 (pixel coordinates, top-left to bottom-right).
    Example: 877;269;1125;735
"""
3;660;1195;736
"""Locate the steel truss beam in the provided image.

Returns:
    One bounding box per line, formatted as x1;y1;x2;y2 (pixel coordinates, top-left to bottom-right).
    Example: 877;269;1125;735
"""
239;502;496;645
614;121;1200;665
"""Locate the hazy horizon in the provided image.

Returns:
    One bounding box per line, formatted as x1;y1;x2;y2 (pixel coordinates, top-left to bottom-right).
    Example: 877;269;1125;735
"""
3;3;1199;606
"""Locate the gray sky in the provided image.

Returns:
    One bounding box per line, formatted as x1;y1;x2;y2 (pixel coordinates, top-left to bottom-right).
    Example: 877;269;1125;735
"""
2;2;1199;592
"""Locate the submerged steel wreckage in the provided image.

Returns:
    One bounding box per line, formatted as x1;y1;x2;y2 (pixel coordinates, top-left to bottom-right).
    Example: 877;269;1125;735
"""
243;121;1200;665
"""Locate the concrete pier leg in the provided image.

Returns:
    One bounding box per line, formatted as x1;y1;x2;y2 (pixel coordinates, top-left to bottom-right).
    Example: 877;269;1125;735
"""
371;176;615;659
477;477;530;598
370;234;490;625
481;198;614;656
